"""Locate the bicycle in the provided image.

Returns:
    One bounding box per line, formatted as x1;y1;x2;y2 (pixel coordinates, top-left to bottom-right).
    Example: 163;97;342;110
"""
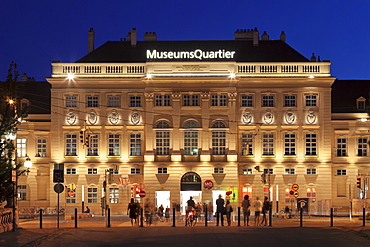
185;210;195;227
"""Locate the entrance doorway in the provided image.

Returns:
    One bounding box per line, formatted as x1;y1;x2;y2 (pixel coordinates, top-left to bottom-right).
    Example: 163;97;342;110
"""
155;191;170;210
180;191;202;215
212;190;225;213
180;172;202;215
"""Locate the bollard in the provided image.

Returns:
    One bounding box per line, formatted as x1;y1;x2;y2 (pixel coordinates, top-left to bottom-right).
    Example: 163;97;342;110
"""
205;205;208;227
107;207;111;228
237;207;241;226
140;208;144;227
172;207;176;227
300;207;303;227
39;209;43;229
269;202;272;226
330;208;333;227
75;208;78;228
363;208;366;227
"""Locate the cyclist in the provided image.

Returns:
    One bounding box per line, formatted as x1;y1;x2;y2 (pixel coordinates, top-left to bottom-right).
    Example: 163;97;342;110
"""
185;196;195;226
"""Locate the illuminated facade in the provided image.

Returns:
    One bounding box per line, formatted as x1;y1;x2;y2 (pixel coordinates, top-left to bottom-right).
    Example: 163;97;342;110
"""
14;28;370;215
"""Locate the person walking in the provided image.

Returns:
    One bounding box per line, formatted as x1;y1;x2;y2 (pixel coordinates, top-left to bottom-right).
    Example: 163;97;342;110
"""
216;194;225;226
165;206;170;222
158;204;164;222
225;200;233;226
254;196;262;226
127;198;137;226
241;195;251;226
260;196;270;226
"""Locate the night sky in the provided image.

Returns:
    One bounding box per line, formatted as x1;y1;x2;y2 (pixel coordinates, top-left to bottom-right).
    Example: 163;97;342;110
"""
1;0;369;81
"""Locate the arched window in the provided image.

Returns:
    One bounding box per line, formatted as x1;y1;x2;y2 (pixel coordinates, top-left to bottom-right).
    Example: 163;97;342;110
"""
184;121;198;155
155;121;170;155
212;121;226;155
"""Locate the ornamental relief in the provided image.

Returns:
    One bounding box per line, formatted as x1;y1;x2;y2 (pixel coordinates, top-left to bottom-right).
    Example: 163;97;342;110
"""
144;92;154;100
130;110;141;125
172;92;181;99
108;109;120;125
228;92;237;101
87;109;98;125
242;110;253;125
285;111;296;125
66;109;77;125
200;92;210;99
306;110;317;124
263;110;274;125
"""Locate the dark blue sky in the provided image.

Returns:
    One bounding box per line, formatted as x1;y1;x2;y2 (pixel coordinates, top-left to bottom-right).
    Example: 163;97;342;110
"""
1;0;369;81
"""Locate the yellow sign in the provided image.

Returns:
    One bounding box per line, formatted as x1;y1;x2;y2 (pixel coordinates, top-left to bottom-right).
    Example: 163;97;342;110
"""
293;191;299;198
69;183;76;190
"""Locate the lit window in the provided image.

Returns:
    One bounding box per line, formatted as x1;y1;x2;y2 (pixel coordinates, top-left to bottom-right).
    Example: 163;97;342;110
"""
66;185;76;204
184;121;198;155
241;133;253;155
87;134;99;156
108;134;120;156
284;168;295;175
88;168;98;175
66;168;77;175
130;134;141;156
262;133;274;156
305;133;317;156
306;186;317;202
36;138;47;157
155;121;170;155
357;138;368;156
108;168;119;175
16;138;27;157
263;168;273;175
284;133;296;155
107;95;120;107
130;168;141;174
336;138;347;157
87;188;98;203
306;168;317;175
109;187;119;203
18;185;27;201
242;168;253;175
285;187;294;203
212;121;226;155
65;134;77;156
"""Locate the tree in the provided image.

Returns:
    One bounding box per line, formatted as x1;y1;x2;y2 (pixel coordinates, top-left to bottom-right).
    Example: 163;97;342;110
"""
0;62;28;205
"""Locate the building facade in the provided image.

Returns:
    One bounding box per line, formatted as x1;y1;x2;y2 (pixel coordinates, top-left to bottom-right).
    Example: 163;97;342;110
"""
13;28;370;216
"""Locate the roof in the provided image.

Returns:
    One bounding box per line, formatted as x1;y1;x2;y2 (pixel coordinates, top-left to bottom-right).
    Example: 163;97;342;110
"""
332;79;370;113
18;80;51;114
76;40;309;63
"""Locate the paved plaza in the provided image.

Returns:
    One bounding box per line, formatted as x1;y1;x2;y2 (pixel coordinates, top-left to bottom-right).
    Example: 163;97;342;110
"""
1;216;370;247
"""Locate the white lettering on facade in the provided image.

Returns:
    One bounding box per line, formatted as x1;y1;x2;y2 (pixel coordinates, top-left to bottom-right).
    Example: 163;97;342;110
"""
146;49;236;60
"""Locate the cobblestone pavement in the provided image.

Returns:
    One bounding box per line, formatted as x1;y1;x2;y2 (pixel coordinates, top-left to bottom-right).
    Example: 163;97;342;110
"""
1;216;369;247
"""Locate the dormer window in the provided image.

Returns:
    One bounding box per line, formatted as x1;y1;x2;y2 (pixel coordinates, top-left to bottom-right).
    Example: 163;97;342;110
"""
20;98;30;110
357;97;366;111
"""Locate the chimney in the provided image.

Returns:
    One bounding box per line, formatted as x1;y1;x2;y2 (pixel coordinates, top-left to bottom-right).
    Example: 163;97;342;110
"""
144;32;157;41
310;53;316;62
234;29;255;40
280;31;286;43
126;32;131;41
131;28;137;47
262;31;269;40
88;27;95;53
253;27;259;46
21;73;28;81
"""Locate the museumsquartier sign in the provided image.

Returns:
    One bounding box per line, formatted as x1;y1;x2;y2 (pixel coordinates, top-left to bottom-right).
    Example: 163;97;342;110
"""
146;49;236;60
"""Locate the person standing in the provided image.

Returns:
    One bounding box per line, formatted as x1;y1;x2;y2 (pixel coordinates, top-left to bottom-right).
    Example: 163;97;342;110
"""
254;196;262;226
242;195;251;226
225;200;233;226
260;196;270;226
216;194;225;226
127;198;137;226
165;206;170;222
158;204;164;222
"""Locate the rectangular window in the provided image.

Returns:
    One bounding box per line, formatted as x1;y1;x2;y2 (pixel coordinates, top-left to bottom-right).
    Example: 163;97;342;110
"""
130;168;141;174
65;134;77;156
66;187;76;204
129;95;142;107
241;94;253;107
306;168;317;175
284;95;296;107
65;95;77;108
108;168;119;175
285;187;294;203
66;168;77;175
242;168;253;175
130;134;141;156
184;131;198;155
109;187;119;203
357;138;368;156
36;138;47;157
214;167;224;174
212;131;226;155
87;96;99;108
336;138;347;157
108;134;120;156
357;100;365;110
156;131;170;155
262;95;274;107
305;94;317;107
284;133;296;155
87;188;98;203
211;94;227;106
262;133;274;156
306;186;316;202
17;138;27;157
284;168;295;175
305;133;317;156
18;185;27;201
158;167;168;174
241;133;253;155
183;94;199;106
107;95;120;107
263;168;274;174
88;168;98;174
155;94;171;106
87;134;99;156
336;169;347;176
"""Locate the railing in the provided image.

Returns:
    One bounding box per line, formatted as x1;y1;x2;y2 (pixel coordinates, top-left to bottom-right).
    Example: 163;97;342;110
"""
0;208;13;233
19;206;65;218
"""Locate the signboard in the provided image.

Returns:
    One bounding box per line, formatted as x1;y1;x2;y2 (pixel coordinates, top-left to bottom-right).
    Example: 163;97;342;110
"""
53;170;64;183
12;170;16;182
293;191;299;198
146;49;236;61
54;183;64;194
204;180;214;189
139;190;146;198
297;198;309;214
292;184;299;191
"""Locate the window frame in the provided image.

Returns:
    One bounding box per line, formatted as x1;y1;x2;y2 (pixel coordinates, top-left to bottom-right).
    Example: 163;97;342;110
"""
107;95;121;108
262;133;274;156
36;138;47;157
262;94;275;107
284;133;296;156
241;94;254;107
65;95;78;108
305;133;317;156
182;94;199;106
108;134;120;156
284;94;297;107
357;137;368;156
129;95;142;107
211;94;227;107
86;95;99;108
65;134;77;156
87;187;98;203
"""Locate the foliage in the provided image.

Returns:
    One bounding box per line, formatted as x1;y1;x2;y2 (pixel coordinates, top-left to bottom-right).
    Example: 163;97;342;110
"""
0;62;29;205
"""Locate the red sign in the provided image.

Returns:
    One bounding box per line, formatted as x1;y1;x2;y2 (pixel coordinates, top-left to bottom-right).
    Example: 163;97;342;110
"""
292;184;299;191
139;190;146;198
204;180;214;189
69;190;75;198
